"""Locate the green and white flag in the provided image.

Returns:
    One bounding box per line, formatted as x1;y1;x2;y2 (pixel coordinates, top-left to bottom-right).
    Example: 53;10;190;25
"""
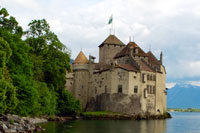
108;15;113;24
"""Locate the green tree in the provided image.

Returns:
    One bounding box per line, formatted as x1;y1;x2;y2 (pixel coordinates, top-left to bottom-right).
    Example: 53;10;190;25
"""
57;90;81;116
25;19;81;115
0;33;17;114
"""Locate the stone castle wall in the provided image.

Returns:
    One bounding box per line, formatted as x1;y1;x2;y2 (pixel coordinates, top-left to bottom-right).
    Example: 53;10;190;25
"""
99;44;125;64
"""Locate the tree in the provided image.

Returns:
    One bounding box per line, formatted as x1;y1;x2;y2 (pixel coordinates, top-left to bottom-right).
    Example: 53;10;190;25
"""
0;7;81;116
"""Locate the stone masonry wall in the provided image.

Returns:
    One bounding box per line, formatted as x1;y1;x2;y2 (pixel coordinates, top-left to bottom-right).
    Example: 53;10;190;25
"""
99;44;124;64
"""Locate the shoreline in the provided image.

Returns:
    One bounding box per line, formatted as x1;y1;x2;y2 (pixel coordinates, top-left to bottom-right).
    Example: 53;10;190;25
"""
0;112;172;132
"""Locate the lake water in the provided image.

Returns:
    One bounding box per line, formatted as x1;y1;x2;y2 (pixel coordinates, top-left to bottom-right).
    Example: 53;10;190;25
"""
38;112;200;133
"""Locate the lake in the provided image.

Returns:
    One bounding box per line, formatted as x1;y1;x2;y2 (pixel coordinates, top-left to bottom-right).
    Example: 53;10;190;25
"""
38;112;200;133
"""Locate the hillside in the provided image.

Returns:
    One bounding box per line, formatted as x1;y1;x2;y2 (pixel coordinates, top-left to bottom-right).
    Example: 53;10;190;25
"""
167;83;200;109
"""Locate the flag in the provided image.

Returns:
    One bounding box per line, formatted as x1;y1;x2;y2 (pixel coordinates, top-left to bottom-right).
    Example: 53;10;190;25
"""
108;15;113;24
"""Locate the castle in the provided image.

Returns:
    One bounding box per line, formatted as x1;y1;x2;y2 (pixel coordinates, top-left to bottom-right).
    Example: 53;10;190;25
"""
66;34;167;116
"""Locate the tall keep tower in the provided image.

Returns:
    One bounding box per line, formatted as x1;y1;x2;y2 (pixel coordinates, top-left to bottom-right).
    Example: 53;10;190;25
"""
99;35;125;64
72;51;89;109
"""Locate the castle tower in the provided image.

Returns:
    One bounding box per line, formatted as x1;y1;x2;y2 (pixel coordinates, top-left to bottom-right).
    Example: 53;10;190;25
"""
99;35;125;64
72;51;89;110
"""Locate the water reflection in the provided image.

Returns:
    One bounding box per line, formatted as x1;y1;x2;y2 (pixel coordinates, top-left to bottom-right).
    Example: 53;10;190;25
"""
39;119;166;133
38;112;200;133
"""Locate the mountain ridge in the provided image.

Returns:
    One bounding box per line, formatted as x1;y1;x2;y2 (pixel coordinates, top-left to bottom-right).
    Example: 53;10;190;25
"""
167;83;200;109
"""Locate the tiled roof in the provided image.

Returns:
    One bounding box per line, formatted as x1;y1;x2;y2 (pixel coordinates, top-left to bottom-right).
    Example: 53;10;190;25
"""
114;42;148;58
99;35;125;47
116;64;139;72
147;51;161;66
94;63;111;70
73;51;89;64
137;59;154;72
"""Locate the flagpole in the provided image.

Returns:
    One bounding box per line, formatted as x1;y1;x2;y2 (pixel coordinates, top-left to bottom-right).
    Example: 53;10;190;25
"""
111;15;113;35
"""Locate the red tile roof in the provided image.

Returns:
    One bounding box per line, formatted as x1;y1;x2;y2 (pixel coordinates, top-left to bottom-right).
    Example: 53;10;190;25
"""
147;51;161;66
114;42;148;58
116;64;139;72
73;51;89;64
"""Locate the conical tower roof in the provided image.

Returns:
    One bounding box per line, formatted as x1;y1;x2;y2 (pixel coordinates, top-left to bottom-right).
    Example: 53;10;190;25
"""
73;51;89;64
99;35;125;47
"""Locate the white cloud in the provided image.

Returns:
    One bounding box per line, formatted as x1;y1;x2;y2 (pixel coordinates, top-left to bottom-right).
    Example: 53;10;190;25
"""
187;81;200;87
166;82;176;89
1;0;200;81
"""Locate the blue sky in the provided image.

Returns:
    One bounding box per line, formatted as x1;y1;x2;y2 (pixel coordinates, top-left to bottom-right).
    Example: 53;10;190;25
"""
1;0;200;87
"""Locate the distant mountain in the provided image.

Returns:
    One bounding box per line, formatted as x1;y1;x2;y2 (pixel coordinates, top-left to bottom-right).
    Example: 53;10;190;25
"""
167;83;200;109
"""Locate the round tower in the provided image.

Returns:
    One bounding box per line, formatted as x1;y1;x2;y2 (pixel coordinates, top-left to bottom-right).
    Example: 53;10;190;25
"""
72;51;89;110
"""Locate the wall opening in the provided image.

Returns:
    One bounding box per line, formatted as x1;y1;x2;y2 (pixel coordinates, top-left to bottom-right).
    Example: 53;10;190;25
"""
134;86;138;93
118;85;122;93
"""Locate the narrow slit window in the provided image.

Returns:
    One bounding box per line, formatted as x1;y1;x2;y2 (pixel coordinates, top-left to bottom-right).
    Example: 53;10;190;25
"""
134;86;138;93
118;85;122;93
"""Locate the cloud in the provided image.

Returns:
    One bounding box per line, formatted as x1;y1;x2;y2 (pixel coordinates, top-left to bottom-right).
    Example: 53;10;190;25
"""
1;0;200;81
166;82;176;89
187;81;200;87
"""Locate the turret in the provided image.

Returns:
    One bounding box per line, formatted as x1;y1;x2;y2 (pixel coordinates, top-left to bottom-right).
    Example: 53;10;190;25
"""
72;51;89;110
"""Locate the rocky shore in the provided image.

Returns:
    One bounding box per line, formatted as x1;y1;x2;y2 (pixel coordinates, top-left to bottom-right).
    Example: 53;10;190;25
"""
0;112;171;132
0;114;47;133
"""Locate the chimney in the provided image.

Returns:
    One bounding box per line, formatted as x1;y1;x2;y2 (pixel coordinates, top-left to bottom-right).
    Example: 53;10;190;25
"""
160;52;163;64
129;46;133;58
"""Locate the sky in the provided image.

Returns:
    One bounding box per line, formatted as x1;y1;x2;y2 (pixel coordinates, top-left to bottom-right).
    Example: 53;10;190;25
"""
1;0;200;87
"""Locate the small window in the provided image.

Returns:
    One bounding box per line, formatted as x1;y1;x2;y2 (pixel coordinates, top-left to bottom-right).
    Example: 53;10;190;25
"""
150;75;152;81
118;85;122;93
147;85;149;94
153;75;156;81
134;86;138;93
153;86;156;94
142;73;146;83
150;86;152;94
147;74;149;80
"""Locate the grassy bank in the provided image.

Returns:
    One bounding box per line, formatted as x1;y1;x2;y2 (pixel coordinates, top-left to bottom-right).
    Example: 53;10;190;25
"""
81;111;171;120
168;108;200;112
82;111;120;117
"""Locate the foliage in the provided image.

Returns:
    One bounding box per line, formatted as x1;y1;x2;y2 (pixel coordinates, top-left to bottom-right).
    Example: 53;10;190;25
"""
0;7;81;116
57;90;81;116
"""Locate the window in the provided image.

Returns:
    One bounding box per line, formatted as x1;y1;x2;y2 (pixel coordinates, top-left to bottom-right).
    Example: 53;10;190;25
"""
134;86;138;93
150;75;152;81
153;86;156;94
147;85;150;94
147;74;149;80
142;73;146;83
150;86;152;94
153;75;156;81
118;85;122;93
